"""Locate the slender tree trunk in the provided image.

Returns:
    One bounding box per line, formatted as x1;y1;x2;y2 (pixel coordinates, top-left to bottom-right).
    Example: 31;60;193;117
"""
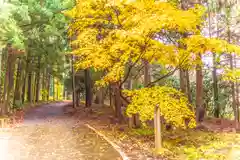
206;1;220;118
3;48;9;114
0;48;7;104
110;84;114;110
196;53;204;123
127;78;134;128
95;88;104;105
35;56;41;102
0;48;2;103
230;53;238;125
144;61;150;87
114;82;122;122
180;69;187;94
6;53;15;114
14;58;22;105
212;53;220;117
46;72;50;101
41;68;46;101
85;68;92;108
226;13;238;127
234;55;239;122
52;76;55;101
22;56;29;104
27;68;32;103
185;71;192;103
72;55;76;108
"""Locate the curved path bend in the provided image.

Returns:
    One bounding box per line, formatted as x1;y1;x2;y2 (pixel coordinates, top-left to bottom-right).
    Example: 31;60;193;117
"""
0;102;122;160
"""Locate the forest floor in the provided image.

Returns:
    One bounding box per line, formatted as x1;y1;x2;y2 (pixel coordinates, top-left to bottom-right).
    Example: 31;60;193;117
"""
0;102;122;160
69;103;240;160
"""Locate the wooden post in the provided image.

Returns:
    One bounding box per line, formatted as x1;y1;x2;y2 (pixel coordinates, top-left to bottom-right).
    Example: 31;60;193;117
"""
154;104;162;152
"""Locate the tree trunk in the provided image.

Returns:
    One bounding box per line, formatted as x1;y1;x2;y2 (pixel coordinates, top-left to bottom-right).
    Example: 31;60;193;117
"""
234;55;240;122
76;89;80;107
33;72;36;104
35;56;41;102
127;79;134;128
46;73;50;101
3;49;9;114
72;55;76;108
41;68;46;101
213;53;220;117
196;53;204;123
110;84;114;110
6;53;15;114
85;68;92;108
22;56;29;104
14;58;23;105
185;71;192;103
0;48;2;103
0;47;7;104
114;83;122;122
144;61;150;87
226;11;238;127
180;69;187;94
27;69;32;103
95;88;104;105
206;1;220;118
230;54;238;126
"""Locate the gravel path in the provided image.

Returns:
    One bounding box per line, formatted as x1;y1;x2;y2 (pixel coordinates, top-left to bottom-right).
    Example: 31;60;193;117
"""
0;102;121;160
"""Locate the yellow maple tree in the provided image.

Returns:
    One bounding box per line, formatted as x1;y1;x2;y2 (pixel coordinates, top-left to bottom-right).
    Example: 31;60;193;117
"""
63;0;240;128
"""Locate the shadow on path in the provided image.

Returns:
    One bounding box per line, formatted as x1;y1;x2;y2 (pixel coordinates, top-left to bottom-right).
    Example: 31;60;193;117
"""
0;102;122;160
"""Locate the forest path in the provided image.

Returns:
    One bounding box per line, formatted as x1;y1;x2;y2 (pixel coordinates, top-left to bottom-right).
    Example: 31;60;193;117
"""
0;102;121;160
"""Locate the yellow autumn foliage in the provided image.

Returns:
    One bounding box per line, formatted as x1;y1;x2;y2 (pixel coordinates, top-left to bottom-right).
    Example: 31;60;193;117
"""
222;68;240;82
63;0;240;127
123;86;196;128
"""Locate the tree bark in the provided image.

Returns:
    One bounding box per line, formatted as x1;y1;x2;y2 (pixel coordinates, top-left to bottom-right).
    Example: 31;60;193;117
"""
46;72;50;101
185;71;192;103
180;69;187;94
230;54;238;126
3;48;10;114
14;58;23;104
114;82;122;122
95;88;104;105
212;53;220;117
0;47;7;104
22;56;29;104
127;78;134;128
35;56;41;102
226;12;238;127
6;53;15;114
84;68;92;108
0;48;2;103
72;55;76;108
27;68;32;103
52;76;55;101
196;54;204;123
110;84;115;110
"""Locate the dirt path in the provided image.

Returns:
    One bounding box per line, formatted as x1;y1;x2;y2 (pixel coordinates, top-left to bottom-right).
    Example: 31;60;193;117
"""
0;102;122;160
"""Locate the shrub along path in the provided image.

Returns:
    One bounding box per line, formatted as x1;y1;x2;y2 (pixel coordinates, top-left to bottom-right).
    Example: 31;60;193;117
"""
0;102;121;160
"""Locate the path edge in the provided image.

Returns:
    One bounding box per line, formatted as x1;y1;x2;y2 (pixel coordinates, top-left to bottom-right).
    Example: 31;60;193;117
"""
84;123;129;160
